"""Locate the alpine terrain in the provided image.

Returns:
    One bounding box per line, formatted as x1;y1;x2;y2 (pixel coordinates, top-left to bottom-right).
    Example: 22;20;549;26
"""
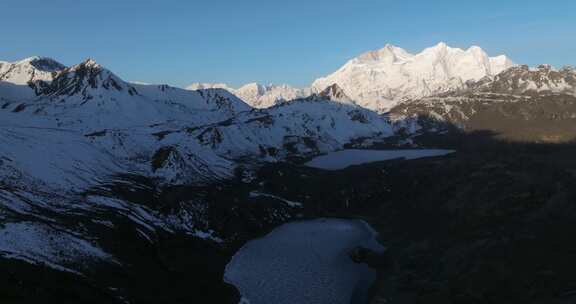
1;42;576;304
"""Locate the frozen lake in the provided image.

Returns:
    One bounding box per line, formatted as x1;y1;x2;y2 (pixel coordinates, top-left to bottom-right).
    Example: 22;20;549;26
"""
305;149;455;170
224;218;384;304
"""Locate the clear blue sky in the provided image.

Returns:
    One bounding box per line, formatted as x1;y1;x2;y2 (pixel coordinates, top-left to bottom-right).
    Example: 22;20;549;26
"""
1;0;574;88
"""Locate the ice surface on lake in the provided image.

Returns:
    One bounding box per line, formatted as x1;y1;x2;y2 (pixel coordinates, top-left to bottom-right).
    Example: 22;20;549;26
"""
224;218;384;304
305;149;454;170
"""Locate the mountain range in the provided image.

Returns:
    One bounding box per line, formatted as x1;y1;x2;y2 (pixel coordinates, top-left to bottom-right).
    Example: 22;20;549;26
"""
1;42;576;303
188;42;516;111
186;82;312;109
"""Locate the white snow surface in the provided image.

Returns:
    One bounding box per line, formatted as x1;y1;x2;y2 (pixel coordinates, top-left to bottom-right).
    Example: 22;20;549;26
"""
224;218;384;304
187;82;311;108
0;56;65;100
0;58;257;188
312;42;516;112
0;56;64;85
0;112;124;190
16;60;250;130
0;57;401;191
305;149;455;170
186;43;516;112
191;98;395;161
0;56;403;278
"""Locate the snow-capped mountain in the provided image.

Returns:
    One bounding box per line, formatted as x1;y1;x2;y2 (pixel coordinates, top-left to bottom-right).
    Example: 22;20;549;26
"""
0;55;403;284
186;43;516;112
0;59;252;191
0;56;65;100
37;58;139;98
2;47;575;303
233;83;311;108
187;82;311;108
0;63;317;262
318;83;356;105
0;56;65;85
186;82;232;91
0;57;396;193
2;59;250;130
183;84;393;161
312;42;516;112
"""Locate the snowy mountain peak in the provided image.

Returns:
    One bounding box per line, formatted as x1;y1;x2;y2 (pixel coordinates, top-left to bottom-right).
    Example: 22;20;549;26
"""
436;41;448;48
186;82;311;109
320;83;347;98
318;83;355;104
0;56;66;100
467;45;485;55
0;56;65;85
238;82;266;95
431;41;448;51
356;44;413;63
489;55;515;74
39;59;138;99
15;56;43;63
419;42;453;57
187;82;232;91
234;83;312;108
80;58;101;69
312;42;516;112
15;56;66;72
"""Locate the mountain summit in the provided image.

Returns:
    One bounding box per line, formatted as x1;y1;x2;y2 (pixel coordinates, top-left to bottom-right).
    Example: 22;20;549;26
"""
0;56;66;99
40;58;139;99
186;82;310;108
0;56;65;85
318;83;355;104
312;42;515;112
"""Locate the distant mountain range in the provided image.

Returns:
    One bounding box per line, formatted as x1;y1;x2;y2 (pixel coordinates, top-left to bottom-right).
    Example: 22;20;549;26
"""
189;42;516;111
312;42;516;111
186;82;312;109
